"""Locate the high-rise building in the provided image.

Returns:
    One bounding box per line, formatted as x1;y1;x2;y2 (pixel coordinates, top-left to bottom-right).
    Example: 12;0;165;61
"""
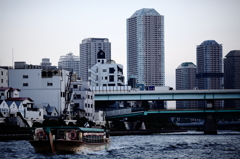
176;62;197;109
80;38;111;81
127;8;165;87
196;40;224;108
41;58;52;69
224;50;240;108
58;52;80;77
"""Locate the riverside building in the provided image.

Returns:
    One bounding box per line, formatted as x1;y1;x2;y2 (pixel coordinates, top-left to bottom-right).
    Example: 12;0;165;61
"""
176;62;197;109
224;50;240;108
127;8;165;87
196;40;223;108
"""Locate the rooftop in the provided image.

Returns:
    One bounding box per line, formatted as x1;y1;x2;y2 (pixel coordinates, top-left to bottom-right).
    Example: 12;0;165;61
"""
130;8;160;18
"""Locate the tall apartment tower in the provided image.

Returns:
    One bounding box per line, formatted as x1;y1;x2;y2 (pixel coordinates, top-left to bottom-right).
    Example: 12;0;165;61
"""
176;62;197;109
80;38;111;81
196;40;224;108
58;52;80;77
127;8;165;87
224;50;240;108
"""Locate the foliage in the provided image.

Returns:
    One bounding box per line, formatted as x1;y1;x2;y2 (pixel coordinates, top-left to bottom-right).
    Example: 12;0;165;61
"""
76;117;89;127
42;119;60;127
32;122;42;127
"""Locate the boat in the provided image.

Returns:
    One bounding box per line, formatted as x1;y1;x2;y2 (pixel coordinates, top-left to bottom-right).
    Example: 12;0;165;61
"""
29;126;110;154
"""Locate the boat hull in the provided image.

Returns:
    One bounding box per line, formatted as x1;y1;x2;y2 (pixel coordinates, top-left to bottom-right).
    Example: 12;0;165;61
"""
54;140;109;153
29;140;52;153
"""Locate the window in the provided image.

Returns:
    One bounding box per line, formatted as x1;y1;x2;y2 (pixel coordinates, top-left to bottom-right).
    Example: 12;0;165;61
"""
73;85;78;89
75;94;81;99
109;75;114;82
1;71;3;75
1;79;3;83
23;75;28;78
85;103;87;107
23;83;28;87
103;69;107;72
109;68;115;73
47;83;53;86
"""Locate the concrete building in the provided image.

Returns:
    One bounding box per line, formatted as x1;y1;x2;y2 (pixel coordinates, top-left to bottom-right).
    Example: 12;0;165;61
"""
71;80;95;121
80;38;111;81
58;52;80;78
8;69;70;114
196;40;223;108
176;62;197;109
127;8;165;87
0;67;9;87
88;50;124;87
224;50;240;108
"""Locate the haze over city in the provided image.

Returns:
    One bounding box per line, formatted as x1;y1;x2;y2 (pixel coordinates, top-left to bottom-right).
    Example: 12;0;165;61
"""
1;0;240;89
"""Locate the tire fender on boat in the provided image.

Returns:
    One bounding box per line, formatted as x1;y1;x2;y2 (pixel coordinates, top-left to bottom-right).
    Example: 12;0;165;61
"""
37;131;46;139
68;131;77;140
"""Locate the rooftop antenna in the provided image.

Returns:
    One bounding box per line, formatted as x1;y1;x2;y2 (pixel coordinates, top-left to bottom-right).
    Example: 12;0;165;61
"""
12;48;14;69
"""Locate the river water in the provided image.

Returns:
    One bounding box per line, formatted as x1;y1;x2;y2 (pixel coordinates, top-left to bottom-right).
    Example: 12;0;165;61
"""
1;130;240;159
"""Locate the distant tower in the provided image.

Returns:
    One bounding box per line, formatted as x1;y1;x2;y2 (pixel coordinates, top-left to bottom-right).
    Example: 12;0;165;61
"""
127;8;165;87
80;38;111;81
196;40;223;108
176;62;197;109
224;50;240;108
41;58;52;69
58;52;80;77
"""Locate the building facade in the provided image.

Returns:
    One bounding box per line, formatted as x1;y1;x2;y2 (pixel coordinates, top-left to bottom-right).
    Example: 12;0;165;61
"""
196;40;223;108
80;38;111;81
88;50;124;87
0;67;8;87
224;50;240;108
127;8;165;87
8;69;70;114
58;52;80;77
176;62;197;109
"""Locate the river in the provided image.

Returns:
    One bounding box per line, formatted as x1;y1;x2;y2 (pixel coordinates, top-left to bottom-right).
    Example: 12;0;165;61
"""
1;130;240;159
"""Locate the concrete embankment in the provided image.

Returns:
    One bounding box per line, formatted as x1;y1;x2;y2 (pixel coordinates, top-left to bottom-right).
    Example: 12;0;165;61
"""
0;130;32;141
110;130;187;136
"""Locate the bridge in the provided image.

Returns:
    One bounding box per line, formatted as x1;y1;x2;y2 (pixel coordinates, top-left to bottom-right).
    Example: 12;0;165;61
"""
94;89;240;101
93;89;240;134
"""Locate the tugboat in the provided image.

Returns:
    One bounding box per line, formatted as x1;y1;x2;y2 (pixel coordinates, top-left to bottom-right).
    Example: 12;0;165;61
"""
29;126;110;153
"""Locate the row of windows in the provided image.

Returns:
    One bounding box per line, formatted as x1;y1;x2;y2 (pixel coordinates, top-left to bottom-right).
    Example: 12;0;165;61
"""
23;83;53;87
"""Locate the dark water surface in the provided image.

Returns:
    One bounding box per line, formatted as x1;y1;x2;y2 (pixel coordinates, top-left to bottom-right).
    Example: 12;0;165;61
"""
1;130;240;159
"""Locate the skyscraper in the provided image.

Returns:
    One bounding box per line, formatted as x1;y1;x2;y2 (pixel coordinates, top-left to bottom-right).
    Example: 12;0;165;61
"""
224;50;240;108
176;62;197;109
127;8;164;87
58;52;80;77
80;38;111;81
196;40;223;108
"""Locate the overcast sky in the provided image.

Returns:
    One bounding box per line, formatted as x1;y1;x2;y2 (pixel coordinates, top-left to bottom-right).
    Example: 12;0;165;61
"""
1;0;240;90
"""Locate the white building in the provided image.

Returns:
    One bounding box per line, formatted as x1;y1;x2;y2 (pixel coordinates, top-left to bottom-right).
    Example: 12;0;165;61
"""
58;53;80;78
71;81;95;121
80;38;111;81
8;69;70;115
0;67;9;87
88;50;124;87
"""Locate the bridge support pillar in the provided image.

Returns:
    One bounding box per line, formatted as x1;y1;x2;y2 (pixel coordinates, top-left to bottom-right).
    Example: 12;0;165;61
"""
204;100;217;134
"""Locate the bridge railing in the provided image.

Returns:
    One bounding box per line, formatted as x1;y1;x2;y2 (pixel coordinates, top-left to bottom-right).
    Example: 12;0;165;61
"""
106;108;132;117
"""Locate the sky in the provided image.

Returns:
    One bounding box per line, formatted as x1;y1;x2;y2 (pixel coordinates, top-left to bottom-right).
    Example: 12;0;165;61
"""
1;0;240;90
